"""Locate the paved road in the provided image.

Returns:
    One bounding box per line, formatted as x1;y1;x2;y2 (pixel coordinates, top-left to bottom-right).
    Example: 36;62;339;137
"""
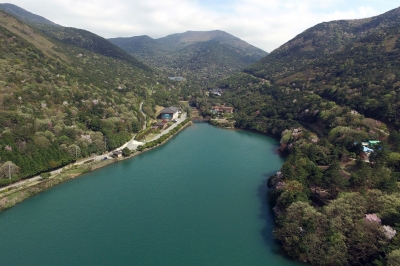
123;139;145;150
54;113;187;170
149;112;187;142
0;176;42;193
0;112;189;194
74;153;114;166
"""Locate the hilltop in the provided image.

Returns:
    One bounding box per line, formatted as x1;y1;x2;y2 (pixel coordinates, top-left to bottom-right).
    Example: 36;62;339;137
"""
0;3;57;25
109;30;268;93
246;6;400;81
228;6;400;128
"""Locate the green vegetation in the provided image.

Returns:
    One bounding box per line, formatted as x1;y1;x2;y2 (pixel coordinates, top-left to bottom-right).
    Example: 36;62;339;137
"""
109;30;268;96
135;127;155;142
0;9;177;186
195;6;400;265
137;118;191;151
3;3;400;264
122;147;131;157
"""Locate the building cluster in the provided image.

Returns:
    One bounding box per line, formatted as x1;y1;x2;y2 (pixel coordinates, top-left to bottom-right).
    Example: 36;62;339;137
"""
211;105;234;114
152;106;181;130
209;88;224;96
355;140;381;154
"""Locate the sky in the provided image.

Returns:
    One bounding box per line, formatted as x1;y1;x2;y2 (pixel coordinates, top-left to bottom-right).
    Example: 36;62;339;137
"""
5;0;400;52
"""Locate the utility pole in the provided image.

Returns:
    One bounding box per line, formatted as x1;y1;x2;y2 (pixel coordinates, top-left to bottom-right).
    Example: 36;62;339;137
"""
8;162;11;179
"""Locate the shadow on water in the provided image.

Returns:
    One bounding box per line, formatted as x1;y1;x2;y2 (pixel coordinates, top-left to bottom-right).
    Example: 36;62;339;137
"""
258;172;284;255
257;172;305;264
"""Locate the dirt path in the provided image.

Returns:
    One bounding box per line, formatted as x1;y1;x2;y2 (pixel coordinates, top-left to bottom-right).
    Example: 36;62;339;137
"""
139;101;147;130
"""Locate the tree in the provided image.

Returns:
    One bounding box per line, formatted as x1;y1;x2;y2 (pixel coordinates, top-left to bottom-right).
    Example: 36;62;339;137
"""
0;161;20;179
387;249;400;266
389;131;400;151
132;120;141;133
67;144;81;158
377;193;400;225
323;162;349;194
324;193;367;235
347;220;387;264
33;135;51;149
369;143;390;167
122;147;131;157
349;161;373;188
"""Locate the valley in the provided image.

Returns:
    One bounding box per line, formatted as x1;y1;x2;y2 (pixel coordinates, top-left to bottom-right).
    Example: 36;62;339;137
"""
109;30;268;95
1;2;400;265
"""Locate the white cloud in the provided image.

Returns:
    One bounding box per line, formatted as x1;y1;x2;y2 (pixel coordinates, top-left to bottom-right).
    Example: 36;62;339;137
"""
6;0;400;52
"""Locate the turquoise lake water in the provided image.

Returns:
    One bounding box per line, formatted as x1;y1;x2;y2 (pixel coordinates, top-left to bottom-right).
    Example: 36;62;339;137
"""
0;123;303;265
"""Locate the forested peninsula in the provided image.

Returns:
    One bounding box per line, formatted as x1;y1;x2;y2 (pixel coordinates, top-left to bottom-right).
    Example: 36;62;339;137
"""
205;6;400;265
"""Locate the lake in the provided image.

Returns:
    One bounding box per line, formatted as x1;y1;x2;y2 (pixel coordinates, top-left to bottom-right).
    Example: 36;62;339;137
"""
0;123;302;265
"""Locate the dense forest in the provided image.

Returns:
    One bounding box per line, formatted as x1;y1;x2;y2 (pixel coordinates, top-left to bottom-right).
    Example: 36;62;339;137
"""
0;9;178;185
209;6;400;265
3;2;400;265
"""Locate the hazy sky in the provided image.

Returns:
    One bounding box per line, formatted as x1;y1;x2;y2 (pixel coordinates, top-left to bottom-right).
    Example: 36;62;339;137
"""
6;0;400;52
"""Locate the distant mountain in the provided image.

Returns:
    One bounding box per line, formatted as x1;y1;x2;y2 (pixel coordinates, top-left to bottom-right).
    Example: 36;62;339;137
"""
0;3;57;25
156;30;267;61
109;30;268;90
108;35;165;66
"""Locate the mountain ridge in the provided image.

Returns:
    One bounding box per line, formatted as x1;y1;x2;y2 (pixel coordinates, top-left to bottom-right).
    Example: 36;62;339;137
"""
0;3;57;26
246;6;400;81
110;30;267;57
109;30;268;92
0;3;149;69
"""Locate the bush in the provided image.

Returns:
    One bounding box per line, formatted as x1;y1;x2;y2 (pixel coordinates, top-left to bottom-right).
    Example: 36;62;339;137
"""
41;172;51;179
122;147;131;157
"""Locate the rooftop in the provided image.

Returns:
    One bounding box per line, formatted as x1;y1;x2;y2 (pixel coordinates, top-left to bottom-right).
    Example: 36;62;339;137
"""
160;107;180;114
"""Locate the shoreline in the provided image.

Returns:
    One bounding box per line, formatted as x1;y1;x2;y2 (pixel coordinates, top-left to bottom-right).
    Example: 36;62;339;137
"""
0;121;193;212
